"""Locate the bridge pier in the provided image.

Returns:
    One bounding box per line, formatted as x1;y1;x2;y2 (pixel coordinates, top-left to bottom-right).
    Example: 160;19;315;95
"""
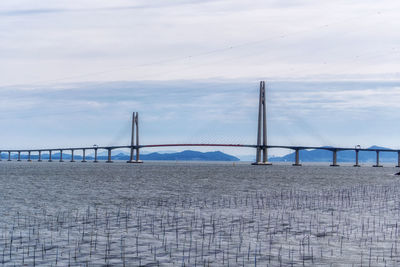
292;149;302;166
59;150;64;162
48;150;52;162
8;151;11;161
373;151;383;167
106;149;113;163
94;148;98;163
397;151;400;167
17;151;21;161
27;151;32;162
82;149;87;162
354;150;360;167
252;81;271;165
136;146;142;163
70;149;75;162
127;112;143;163
330;150;339;167
0;151;2;161
38;151;42;162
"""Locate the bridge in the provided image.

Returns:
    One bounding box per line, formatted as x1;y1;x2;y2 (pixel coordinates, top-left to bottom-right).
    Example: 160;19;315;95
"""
1;81;399;167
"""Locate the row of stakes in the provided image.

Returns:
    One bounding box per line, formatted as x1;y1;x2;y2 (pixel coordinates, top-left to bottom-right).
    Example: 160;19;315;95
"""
1;185;400;266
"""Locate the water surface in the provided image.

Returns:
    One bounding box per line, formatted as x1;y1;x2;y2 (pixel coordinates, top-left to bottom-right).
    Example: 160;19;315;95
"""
0;162;399;266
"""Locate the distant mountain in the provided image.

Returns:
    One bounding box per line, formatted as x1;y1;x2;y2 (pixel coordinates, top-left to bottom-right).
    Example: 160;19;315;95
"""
0;150;239;162
269;146;398;163
140;150;239;161
94;150;239;161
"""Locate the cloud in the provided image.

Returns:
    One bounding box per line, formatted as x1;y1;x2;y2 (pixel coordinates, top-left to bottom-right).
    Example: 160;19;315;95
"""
1;0;400;86
0;1;219;17
1;0;400;153
0;8;65;16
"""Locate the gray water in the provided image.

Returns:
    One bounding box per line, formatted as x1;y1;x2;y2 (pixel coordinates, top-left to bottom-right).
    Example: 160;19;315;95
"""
1;161;400;266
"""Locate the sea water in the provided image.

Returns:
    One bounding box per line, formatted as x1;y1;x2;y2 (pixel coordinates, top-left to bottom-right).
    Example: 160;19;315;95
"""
0;161;400;266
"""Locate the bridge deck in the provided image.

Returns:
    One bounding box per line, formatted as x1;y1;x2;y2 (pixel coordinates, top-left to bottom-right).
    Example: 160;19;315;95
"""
0;144;398;152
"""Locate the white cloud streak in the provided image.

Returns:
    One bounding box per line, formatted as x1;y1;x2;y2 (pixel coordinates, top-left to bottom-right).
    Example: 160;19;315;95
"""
1;0;400;86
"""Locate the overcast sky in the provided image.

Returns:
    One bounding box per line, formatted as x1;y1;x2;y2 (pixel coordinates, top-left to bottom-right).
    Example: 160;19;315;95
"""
1;1;400;158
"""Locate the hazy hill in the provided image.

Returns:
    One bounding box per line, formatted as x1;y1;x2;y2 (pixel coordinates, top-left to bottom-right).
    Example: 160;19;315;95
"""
0;150;239;162
139;150;239;161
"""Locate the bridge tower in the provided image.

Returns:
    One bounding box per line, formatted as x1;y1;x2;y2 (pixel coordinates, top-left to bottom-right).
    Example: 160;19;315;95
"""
127;112;143;163
252;81;272;165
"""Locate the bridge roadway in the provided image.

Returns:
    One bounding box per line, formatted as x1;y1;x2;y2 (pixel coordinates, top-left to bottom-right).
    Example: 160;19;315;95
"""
1;144;400;167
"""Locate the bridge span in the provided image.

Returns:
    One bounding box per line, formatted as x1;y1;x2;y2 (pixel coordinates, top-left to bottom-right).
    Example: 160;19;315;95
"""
1;82;399;167
1;144;399;167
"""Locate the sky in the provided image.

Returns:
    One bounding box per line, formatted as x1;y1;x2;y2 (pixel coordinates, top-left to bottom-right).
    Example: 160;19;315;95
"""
1;0;400;159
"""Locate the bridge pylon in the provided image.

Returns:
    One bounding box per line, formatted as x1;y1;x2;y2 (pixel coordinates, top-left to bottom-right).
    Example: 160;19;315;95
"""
252;81;272;165
127;112;143;163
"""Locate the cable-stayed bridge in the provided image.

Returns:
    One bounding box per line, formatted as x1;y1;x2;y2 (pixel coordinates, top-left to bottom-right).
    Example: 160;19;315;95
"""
1;81;399;167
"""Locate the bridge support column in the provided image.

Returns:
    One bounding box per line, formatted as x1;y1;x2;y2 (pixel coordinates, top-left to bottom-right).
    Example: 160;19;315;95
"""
330;150;339;166
8;151;11;161
94;148;98;163
59;150;64;162
27;151;31;162
373;151;383;167
48;150;52;162
354;150;360;167
252;81;271;165
0;151;2;161
70;150;75;162
397;151;400;168
38;151;42;162
127;112;143;163
293;149;302;166
17;151;21;161
106;149;113;163
82;149;87;162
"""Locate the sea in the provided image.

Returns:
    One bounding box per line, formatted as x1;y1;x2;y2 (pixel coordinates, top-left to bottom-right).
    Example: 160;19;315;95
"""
1;161;400;266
